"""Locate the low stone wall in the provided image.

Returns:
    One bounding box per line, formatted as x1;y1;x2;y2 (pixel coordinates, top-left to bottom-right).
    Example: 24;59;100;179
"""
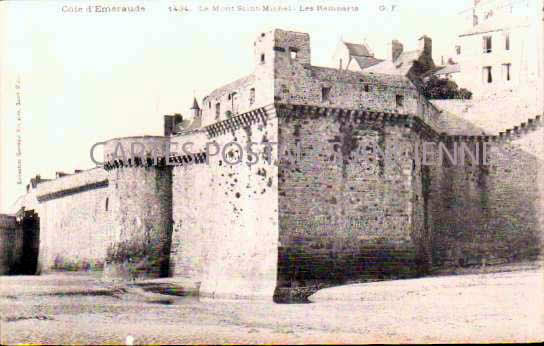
427;113;544;268
0;214;23;275
35;169;110;272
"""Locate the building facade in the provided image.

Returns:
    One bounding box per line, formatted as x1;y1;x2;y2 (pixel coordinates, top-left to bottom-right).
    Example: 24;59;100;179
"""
446;0;543;100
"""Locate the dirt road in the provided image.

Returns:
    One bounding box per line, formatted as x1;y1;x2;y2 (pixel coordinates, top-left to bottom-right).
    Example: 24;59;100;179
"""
1;267;542;344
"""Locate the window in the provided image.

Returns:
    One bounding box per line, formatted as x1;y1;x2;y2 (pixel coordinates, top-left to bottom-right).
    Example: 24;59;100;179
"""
339;58;343;70
289;47;299;60
364;84;370;92
456;45;461;55
230;92;238;114
260;53;265;64
505;33;510;50
105;198;109;211
249;88;255;105
483;36;492;53
483;66;493;83
215;103;220;118
396;95;404;107
502;63;511;81
209;101;211;109
321;87;331;102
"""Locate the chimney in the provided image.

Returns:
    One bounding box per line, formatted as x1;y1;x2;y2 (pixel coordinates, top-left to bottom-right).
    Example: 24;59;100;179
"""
418;35;432;58
164;114;183;136
164;115;174;136
392;40;403;61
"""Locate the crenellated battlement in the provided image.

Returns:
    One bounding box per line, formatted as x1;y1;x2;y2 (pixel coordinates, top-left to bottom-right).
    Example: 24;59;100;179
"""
204;105;274;138
102;153;208;171
437;114;544;143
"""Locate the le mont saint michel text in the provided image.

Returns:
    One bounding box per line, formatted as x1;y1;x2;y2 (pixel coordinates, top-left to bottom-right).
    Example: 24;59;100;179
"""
199;4;360;12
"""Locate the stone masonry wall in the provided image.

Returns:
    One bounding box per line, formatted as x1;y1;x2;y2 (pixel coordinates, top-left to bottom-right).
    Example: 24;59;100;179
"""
427;124;544;267
34;168;110;272
0;214;23;275
276;105;431;287
194;29;446;292
103;136;173;280
170;104;279;300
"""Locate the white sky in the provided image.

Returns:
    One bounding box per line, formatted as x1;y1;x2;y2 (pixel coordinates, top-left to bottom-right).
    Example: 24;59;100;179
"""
0;0;472;212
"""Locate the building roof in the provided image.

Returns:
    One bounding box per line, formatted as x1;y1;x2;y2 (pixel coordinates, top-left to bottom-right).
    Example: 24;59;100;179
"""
343;41;373;57
205;74;255;101
352;56;384;70
364;49;424;76
177;116;201;133
30;175;51;188
433;64;461;75
308;65;415;89
395;50;421;65
179;117;192;129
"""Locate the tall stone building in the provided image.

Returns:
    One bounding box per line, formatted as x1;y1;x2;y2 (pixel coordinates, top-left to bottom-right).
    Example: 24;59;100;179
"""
4;29;543;301
442;0;543;101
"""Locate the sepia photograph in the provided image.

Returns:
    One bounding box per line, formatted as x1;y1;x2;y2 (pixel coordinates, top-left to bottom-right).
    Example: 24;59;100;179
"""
0;0;543;344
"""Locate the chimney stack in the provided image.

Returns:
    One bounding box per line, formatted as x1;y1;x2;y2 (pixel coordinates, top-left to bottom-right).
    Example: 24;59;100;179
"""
392;40;403;61
164;113;184;136
164;115;176;136
418;35;432;58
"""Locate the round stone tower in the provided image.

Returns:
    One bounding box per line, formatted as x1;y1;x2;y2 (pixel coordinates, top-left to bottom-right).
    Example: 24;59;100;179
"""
102;136;173;280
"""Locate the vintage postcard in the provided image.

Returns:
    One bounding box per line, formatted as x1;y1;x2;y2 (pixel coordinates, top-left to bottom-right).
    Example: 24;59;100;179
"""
0;0;543;344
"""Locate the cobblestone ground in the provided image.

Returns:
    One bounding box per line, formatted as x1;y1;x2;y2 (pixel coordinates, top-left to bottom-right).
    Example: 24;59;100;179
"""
1;266;543;344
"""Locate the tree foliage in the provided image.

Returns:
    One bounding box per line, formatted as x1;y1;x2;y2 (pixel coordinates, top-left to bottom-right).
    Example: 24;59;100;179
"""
422;76;472;100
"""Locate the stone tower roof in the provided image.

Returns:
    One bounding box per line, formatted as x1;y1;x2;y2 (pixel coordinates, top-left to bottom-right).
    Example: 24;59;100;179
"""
190;97;200;110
